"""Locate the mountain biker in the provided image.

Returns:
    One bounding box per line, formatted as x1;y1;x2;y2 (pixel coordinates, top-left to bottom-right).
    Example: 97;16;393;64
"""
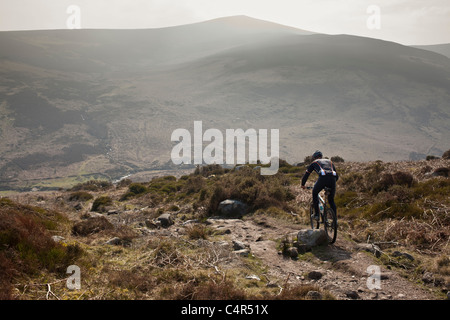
301;151;339;221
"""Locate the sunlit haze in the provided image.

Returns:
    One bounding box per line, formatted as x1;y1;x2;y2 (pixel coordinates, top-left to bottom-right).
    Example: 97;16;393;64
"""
0;0;449;45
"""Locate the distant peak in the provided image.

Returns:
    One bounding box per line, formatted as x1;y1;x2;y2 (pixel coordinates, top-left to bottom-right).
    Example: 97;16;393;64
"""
200;15;314;35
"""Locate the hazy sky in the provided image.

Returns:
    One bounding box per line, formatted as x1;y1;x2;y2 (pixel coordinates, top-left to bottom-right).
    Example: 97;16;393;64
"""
0;0;449;45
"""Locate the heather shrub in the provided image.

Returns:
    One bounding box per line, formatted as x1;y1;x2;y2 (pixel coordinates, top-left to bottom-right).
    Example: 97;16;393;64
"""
206;169;294;215
433;167;449;177
371;171;415;193
0;198;82;298
331;156;345;163
72;216;114;236
442;149;450;159
68;191;93;202
91;196;113;212
70;180;113;191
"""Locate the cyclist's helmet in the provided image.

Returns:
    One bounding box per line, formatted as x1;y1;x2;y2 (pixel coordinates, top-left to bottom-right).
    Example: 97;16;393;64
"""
312;150;323;160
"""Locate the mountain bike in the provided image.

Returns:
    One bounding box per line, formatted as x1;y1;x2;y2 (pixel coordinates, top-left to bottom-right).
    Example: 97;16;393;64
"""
306;186;337;244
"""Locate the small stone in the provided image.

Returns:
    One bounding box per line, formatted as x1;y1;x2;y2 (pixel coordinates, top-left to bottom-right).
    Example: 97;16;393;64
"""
51;235;65;243
422;272;434;284
308;271;323;280
105;237;131;246
357;243;381;258
105;237;122;245
287;247;298;258
145;219;158;229
234;249;250;257
345;290;360;300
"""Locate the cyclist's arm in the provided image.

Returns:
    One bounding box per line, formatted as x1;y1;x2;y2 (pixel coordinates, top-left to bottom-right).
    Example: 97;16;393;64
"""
332;163;339;181
301;163;316;186
301;171;310;187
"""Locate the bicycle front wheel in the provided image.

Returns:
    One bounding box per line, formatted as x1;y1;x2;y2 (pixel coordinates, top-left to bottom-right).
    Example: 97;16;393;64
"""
323;207;337;244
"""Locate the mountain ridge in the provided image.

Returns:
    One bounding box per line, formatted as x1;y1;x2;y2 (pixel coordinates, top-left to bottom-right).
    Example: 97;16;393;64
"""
0;16;449;190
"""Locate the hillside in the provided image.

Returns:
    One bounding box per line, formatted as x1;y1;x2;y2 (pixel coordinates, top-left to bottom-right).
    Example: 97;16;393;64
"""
1;157;449;300
413;43;450;59
0;16;450;191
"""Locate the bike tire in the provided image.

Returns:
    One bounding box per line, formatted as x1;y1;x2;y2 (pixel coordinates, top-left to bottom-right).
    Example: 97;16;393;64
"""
323;207;337;244
310;203;319;230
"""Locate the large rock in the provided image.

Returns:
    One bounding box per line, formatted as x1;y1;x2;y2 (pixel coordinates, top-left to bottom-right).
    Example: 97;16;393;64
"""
157;213;174;228
218;199;248;218
297;229;328;247
232;240;247;251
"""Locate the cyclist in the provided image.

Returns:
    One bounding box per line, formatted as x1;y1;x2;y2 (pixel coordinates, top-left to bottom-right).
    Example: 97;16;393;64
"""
301;150;339;221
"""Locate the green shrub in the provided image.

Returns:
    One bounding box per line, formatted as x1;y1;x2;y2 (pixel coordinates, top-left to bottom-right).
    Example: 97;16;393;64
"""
331;156;345;163
412;178;450;200
335;191;358;208
181;175;205;195
91;196;113;212
0;198;82;298
120;182;150;201
185;224;210;240
70;180;112;192
72;216;114;236
363;201;423;221
129;183;148;195
205;169;294;215
68;191;94;202
148;176;182;195
442;149;450;159
372;171;415;193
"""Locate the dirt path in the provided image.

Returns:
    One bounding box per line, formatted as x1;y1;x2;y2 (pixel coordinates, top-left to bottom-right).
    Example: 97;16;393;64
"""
206;216;437;300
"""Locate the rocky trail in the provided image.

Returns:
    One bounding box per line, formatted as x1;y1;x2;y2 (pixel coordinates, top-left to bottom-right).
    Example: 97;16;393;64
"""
201;215;437;300
69;197;441;300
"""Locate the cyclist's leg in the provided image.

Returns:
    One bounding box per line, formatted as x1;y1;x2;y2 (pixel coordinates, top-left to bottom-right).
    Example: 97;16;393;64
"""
326;177;337;216
312;179;325;217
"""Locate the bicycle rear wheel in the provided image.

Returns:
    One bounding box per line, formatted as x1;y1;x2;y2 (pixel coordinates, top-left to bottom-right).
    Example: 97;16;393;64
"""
310;203;319;230
323;207;337;244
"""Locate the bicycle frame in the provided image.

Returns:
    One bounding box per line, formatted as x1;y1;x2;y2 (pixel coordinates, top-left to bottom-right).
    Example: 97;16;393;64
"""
305;186;337;243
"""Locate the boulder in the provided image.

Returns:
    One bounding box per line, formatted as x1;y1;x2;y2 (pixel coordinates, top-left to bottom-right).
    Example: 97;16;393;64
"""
232;240;247;251
218;199;248;218
297;229;328;247
157;213;174;228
